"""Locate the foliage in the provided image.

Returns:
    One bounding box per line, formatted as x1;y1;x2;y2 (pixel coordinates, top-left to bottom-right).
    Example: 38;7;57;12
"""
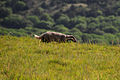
12;1;27;12
40;13;54;22
75;23;87;32
33;7;44;16
104;27;118;34
0;0;120;44
2;15;27;28
52;24;69;33
35;20;54;29
56;14;70;27
0;7;12;18
27;16;40;24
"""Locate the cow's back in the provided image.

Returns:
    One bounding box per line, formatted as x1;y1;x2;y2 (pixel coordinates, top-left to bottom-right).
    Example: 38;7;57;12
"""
45;31;66;42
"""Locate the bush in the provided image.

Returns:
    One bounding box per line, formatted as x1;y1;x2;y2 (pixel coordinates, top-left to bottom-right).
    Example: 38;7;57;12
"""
81;34;104;44
104;33;118;44
69;16;86;28
104;27;118;34
27;16;40;24
81;34;93;43
33;8;44;16
117;8;120;16
0;7;12;18
13;1;27;12
87;9;98;17
75;23;87;32
56;14;70;27
52;24;69;33
86;22;98;33
40;13;54;22
70;28;82;35
93;29;104;35
35;20;54;29
116;33;120;43
2;15;27;28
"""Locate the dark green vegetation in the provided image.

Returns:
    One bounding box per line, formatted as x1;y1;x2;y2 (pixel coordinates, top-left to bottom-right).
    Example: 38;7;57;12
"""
0;36;120;80
0;0;120;44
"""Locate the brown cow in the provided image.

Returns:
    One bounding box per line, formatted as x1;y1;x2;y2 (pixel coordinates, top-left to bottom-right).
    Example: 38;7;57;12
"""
34;31;77;42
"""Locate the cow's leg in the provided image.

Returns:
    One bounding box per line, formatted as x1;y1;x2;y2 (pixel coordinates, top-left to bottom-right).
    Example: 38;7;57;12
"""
41;35;49;43
60;35;66;42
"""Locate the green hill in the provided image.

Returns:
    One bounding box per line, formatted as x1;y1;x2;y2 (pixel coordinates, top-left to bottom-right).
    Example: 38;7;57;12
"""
0;36;120;80
0;0;120;44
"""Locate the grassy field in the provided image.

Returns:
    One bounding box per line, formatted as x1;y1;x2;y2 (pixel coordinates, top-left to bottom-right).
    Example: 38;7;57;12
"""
0;36;120;80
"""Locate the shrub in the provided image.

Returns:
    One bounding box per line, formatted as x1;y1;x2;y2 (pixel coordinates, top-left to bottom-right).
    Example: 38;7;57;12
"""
0;7;12;18
75;23;87;32
104;33;118;44
86;22;98;33
104;27;118;34
2;15;27;28
13;1;27;12
40;13;54;22
117;8;120;16
56;14;70;27
27;16;40;24
33;8;44;16
81;34;104;44
81;34;93;43
69;16;86;28
93;29;104;35
52;24;69;33
35;20;54;29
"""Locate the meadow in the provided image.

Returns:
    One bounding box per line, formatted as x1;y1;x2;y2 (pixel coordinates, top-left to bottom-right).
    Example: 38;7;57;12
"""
0;36;120;80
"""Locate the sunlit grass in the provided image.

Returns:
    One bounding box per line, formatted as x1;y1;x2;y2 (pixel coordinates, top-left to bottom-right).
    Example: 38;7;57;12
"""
0;36;120;80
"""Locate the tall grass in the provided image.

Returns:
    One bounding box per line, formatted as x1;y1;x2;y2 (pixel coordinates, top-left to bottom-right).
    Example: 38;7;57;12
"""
0;36;120;80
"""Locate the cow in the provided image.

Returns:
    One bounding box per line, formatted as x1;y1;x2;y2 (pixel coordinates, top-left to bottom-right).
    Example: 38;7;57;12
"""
34;31;77;43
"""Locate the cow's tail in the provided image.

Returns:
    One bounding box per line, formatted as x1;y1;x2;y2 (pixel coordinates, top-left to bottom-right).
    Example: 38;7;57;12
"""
34;34;41;39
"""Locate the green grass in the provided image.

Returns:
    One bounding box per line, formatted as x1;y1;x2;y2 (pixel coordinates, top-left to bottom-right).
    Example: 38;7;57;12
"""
0;36;120;80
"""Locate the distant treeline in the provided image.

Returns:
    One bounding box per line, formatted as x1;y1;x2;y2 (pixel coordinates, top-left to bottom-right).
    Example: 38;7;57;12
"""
0;0;120;44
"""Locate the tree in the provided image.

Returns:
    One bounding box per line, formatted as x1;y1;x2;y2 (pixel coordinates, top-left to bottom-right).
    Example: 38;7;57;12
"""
41;2;49;9
82;33;104;43
35;20;54;29
0;7;12;18
75;23;87;32
104;27;118;34
33;7;44;16
2;15;27;28
69;16;86;29
27;16;40;24
117;8;120;16
104;33;118;44
86;22;97;33
52;24;69;33
40;13;54;22
13;1;27;12
56;14;70;27
81;34;93;43
94;29;104;35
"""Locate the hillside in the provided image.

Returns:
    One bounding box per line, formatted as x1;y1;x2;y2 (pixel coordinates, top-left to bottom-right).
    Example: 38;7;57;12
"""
0;0;120;44
0;36;120;80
